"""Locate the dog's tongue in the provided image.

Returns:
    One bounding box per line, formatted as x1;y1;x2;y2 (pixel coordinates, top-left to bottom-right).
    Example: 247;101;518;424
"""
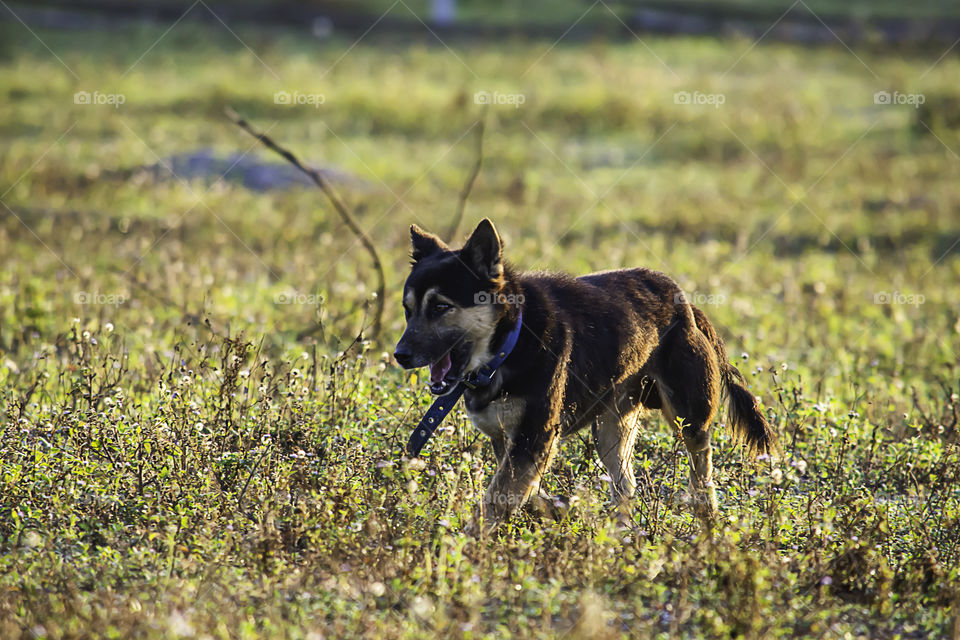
430;352;452;384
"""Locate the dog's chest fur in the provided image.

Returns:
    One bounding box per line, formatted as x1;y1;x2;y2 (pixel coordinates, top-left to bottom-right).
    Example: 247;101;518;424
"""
464;388;525;441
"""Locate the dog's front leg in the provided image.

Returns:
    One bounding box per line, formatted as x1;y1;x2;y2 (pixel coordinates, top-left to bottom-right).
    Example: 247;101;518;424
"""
465;332;571;536
466;422;560;535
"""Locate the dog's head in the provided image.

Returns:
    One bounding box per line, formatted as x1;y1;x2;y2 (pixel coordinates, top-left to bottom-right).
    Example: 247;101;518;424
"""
394;218;509;395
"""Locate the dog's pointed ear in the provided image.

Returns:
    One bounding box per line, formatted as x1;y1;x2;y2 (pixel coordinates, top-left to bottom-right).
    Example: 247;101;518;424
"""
461;218;503;280
410;225;448;262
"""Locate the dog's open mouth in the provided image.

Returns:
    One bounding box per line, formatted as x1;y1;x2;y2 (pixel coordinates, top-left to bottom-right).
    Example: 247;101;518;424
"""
428;352;459;395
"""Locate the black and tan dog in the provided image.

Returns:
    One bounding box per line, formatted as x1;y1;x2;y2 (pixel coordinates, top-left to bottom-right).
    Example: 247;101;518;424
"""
394;219;775;533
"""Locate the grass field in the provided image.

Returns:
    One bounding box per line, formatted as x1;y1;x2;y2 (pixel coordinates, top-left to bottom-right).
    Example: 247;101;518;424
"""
1;13;960;639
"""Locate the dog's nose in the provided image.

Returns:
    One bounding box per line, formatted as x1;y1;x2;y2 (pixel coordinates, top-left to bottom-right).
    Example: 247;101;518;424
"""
393;347;413;368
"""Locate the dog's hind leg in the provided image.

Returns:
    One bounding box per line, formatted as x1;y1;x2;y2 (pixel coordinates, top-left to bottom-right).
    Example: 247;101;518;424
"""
592;406;640;518
656;319;722;524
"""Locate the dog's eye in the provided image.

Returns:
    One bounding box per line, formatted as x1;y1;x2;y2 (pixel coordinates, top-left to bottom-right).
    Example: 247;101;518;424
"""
403;306;411;320
432;302;452;315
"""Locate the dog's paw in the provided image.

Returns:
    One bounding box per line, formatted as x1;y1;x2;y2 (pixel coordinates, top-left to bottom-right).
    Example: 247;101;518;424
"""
527;491;577;521
463;502;504;537
463;503;489;537
525;491;555;518
689;484;719;525
613;505;637;532
463;516;481;537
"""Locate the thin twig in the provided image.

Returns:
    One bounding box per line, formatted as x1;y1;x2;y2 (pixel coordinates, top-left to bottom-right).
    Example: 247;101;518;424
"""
225;107;385;339
445;107;487;242
237;445;271;521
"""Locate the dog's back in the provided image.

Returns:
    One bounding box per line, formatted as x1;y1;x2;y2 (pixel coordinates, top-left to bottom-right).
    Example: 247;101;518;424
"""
518;267;774;452
516;267;689;428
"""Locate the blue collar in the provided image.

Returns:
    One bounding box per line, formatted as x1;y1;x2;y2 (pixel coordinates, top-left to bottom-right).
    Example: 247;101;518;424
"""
405;310;523;458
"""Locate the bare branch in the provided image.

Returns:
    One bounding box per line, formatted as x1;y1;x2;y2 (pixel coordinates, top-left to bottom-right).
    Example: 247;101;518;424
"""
445;107;487;243
225;107;384;340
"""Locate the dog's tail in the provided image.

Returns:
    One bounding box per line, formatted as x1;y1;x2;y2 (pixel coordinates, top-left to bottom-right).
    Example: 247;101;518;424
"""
718;362;778;456
692;306;778;456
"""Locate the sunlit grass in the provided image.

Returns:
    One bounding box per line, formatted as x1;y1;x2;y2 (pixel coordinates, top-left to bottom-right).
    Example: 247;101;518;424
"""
1;19;959;639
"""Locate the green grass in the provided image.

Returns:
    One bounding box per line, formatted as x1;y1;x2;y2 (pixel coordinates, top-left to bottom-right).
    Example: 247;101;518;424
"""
1;18;960;639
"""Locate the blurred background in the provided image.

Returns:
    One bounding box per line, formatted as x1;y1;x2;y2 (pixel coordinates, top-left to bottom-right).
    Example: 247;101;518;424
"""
2;0;959;398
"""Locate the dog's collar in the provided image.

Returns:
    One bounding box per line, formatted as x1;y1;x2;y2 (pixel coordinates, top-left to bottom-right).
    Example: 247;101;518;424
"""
405;310;523;458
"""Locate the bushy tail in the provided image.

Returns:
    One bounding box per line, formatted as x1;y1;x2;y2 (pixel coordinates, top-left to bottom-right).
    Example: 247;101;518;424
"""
720;362;777;456
691;306;778;456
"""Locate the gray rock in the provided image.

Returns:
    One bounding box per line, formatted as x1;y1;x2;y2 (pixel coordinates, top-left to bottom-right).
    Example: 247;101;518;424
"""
143;149;371;193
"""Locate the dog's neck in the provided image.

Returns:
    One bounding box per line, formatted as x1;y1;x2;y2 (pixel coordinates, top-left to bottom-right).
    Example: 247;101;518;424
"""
462;267;524;405
488;264;524;357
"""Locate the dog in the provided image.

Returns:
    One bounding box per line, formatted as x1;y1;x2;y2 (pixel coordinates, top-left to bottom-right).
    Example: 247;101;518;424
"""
394;218;776;533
